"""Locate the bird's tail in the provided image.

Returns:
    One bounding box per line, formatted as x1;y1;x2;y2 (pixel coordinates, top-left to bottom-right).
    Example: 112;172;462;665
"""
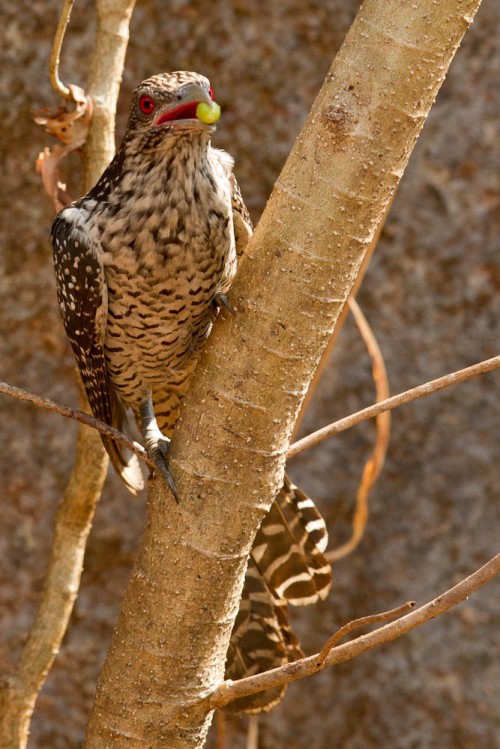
225;475;332;713
103;434;144;495
103;391;144;495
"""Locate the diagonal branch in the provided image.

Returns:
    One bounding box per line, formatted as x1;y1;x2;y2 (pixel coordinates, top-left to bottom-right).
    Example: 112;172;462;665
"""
206;553;500;710
288;354;500;459
82;1;485;747
0;380;151;468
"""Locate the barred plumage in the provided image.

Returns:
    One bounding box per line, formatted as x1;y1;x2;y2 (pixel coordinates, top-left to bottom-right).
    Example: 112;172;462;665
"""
51;71;332;712
227;477;331;712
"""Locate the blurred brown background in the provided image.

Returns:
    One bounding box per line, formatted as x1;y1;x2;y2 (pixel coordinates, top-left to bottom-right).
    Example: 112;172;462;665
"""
1;1;499;747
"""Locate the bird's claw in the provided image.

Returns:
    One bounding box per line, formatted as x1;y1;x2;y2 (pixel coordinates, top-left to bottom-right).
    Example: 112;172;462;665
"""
213;292;236;315
147;437;179;503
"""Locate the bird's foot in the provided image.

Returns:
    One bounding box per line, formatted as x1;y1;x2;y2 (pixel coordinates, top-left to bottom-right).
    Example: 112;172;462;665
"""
145;435;179;503
213;292;236;315
140;398;179;502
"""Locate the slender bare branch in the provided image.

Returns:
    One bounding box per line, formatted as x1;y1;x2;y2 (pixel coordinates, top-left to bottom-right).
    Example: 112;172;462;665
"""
328;298;391;562
246;716;259;749
0;380;151;468
49;0;76;100
4;351;500;487
0;416;109;749
288;354;500;459
83;0;138;189
206;553;500;710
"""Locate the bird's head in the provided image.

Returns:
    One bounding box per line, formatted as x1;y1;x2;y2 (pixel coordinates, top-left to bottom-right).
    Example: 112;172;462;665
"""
125;71;220;143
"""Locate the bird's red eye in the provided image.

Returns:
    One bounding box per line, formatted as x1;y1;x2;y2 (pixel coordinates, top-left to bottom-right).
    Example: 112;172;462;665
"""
139;95;156;115
209;87;214;100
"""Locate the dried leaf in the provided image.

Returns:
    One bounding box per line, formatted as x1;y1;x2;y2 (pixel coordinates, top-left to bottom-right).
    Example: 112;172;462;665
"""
34;84;92;147
34;85;93;210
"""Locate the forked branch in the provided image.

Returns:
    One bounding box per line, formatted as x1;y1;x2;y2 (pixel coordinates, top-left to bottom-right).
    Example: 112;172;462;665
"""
207;553;500;710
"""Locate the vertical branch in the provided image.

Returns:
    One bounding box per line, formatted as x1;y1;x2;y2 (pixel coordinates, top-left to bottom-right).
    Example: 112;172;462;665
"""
83;0;137;189
0;424;108;749
0;2;136;747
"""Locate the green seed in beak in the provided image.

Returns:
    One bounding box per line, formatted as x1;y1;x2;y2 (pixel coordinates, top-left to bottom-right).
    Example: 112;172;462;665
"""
196;101;221;124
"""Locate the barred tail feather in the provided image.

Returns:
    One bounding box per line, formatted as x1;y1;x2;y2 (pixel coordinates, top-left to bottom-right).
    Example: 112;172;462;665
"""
224;558;302;714
225;475;332;713
103;435;144;495
250;474;332;606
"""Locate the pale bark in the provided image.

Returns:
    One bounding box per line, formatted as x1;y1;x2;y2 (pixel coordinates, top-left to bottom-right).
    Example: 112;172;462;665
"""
0;420;108;749
84;0;137;189
84;1;483;747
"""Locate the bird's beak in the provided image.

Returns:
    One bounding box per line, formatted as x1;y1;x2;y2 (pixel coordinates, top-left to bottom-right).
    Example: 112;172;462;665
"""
178;83;213;106
153;84;214;127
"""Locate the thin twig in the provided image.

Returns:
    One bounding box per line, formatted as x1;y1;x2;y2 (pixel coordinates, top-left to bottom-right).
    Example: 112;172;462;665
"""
288;354;500;459
0;380;152;469
4;353;500;482
49;0;76;100
328;298;391;562
216;711;227;749
246;716;259;749
206;553;500;710
317;601;414;665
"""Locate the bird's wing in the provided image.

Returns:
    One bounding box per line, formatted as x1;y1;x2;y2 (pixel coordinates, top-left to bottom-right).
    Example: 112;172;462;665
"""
229;172;253;259
51;207;143;493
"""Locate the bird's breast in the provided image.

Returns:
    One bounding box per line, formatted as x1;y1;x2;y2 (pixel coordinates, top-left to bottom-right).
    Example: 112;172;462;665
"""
97;152;236;394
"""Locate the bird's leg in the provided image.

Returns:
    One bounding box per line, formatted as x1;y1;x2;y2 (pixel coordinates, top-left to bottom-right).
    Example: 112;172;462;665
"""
140;397;179;502
213;291;235;315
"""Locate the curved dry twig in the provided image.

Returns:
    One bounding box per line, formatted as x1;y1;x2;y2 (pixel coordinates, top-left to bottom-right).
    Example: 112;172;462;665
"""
49;0;76;100
0;380;152;469
206;553;500;710
288;354;500;459
328;298;391;562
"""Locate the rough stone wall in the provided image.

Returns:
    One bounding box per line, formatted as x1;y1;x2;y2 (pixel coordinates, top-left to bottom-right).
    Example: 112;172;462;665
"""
0;1;498;747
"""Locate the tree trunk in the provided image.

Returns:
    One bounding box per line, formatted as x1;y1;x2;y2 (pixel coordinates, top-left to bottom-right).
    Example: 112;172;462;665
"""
83;1;482;746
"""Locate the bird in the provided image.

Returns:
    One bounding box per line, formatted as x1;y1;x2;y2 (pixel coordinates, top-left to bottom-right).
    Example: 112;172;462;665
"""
51;71;332;712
